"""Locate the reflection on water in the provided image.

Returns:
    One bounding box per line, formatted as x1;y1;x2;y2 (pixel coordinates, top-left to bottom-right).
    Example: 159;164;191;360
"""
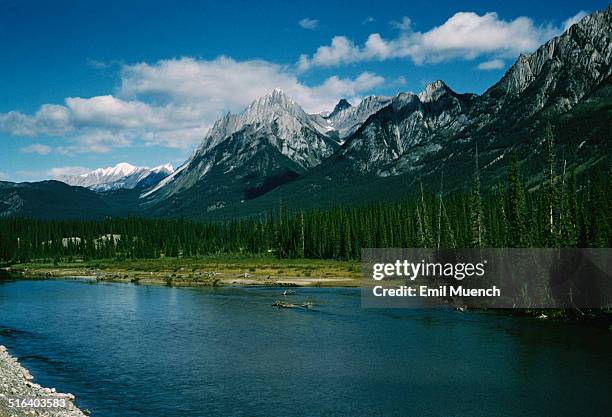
0;279;611;417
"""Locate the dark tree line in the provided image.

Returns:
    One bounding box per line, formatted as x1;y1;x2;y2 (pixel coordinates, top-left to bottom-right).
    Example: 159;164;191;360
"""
0;153;609;263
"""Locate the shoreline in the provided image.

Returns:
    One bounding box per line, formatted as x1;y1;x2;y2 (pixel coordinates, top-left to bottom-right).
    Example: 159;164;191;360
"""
0;345;86;417
4;260;362;288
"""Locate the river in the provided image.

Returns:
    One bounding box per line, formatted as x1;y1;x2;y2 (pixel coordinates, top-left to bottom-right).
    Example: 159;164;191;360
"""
0;278;610;416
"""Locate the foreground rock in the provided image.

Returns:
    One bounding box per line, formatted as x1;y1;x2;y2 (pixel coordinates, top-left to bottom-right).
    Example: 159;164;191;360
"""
0;346;86;417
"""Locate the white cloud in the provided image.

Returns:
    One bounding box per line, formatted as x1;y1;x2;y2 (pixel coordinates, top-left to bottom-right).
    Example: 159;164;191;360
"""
12;166;92;182
119;56;382;115
0;104;72;136
298;18;319;30
66;95;156;128
49;166;91;178
390;76;407;87
298;37;360;70
562;10;588;31
57;129;132;155
299;10;581;69
477;59;505;70
141;126;210;150
390;16;412;31
0;57;385;151
362;17;375;25
0;171;9;181
21;143;52;154
310;72;385;99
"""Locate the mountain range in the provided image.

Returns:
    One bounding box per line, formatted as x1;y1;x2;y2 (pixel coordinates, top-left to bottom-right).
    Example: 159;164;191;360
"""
1;6;610;220
57;162;174;191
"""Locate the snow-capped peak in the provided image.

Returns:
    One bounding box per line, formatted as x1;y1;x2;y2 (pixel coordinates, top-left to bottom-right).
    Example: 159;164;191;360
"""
87;162;137;178
151;163;174;174
56;162;174;192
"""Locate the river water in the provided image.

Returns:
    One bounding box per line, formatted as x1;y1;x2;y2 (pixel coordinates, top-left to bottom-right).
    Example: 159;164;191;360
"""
0;278;610;416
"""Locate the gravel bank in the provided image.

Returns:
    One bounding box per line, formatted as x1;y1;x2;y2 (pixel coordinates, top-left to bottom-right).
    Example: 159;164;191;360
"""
0;346;86;417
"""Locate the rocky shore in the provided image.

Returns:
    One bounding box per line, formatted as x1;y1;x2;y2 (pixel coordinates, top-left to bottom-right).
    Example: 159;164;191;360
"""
0;346;86;417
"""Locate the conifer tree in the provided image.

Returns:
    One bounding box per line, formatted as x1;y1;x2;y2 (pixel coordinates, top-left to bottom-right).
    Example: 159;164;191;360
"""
470;143;486;248
543;123;559;246
418;180;434;247
507;152;528;247
558;161;578;247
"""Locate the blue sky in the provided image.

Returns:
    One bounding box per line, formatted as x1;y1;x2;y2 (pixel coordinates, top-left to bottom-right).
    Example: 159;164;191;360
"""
0;0;607;181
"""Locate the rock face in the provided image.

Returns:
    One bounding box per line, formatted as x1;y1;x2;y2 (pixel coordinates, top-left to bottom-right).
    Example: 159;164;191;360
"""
320;95;392;140
0;345;86;417
328;99;352;118
194;88;338;161
57;162;174;192
334;82;475;174
490;8;612;108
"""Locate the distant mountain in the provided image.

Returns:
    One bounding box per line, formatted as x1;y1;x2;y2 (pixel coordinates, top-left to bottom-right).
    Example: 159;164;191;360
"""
0;181;135;220
57;162;174;192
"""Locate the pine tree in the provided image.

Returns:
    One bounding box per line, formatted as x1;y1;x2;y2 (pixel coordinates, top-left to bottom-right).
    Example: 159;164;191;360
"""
493;183;508;247
543;123;559;246
587;167;611;247
299;211;305;258
507;152;528;247
436;170;444;248
470;143;486;248
558;160;578;247
417;180;434;247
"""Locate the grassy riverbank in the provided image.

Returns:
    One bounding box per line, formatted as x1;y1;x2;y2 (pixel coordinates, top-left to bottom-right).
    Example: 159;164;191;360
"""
6;255;362;287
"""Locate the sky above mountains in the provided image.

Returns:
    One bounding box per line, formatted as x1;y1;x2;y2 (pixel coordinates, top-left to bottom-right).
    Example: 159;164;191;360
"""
0;0;607;182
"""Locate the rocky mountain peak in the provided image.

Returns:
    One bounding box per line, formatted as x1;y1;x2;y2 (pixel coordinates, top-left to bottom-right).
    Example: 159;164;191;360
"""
321;95;392;140
418;80;450;102
195;89;315;155
238;88;306;126
329;99;352;118
151;163;174;174
249;88;302;113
